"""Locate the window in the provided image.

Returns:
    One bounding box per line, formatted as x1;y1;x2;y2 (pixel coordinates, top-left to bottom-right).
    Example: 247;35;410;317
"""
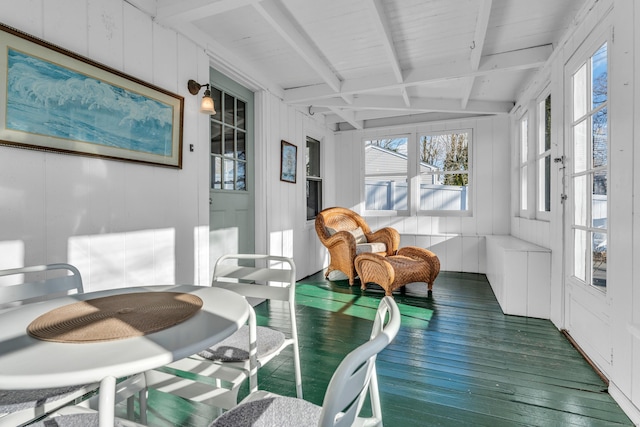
418;131;470;212
519;115;529;212
210;85;247;191
570;41;608;289
306;137;322;220
364;137;409;212
363;131;471;214
537;94;551;216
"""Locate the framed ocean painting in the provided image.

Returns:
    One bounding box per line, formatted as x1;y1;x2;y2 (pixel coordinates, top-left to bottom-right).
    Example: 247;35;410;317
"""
0;23;184;168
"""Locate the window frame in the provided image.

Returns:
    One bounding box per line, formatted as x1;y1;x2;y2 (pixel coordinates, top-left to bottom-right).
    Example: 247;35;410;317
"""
306;136;322;221
209;84;248;193
362;129;473;217
363;135;411;216
416;129;473;217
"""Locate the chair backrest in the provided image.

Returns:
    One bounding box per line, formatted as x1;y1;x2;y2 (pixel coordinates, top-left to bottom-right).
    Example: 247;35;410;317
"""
318;296;401;427
212;254;296;302
315;207;372;242
0;263;83;308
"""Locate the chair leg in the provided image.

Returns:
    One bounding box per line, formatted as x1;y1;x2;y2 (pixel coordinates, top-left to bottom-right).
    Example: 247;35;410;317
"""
366;365;383;427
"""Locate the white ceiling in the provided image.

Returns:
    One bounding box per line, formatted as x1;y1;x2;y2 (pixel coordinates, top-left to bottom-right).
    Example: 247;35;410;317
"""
134;0;588;130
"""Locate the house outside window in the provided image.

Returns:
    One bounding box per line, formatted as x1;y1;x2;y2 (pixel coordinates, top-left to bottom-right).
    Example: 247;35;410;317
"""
306;137;322;220
364;137;409;212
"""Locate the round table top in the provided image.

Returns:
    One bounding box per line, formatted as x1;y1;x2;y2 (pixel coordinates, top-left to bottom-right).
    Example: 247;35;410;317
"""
0;284;249;390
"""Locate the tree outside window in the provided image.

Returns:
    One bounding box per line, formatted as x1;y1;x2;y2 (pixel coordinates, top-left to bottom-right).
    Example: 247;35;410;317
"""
419;131;470;212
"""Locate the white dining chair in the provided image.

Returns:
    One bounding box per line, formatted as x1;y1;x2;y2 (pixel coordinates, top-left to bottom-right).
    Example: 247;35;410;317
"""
146;254;302;411
208;296;401;427
0;264;99;427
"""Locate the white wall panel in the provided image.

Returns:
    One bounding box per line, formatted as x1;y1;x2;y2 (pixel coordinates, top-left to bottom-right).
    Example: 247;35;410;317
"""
256;92;335;278
0;1;210;290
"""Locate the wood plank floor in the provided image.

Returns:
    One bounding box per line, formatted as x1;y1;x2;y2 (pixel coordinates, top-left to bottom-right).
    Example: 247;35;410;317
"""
119;271;633;426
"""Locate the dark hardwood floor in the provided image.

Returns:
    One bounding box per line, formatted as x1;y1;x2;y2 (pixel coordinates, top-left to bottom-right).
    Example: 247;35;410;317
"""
120;271;633;426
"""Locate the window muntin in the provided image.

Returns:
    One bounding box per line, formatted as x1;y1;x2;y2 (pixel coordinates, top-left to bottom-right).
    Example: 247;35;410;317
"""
418;132;470;212
570;41;608;290
537;94;551;215
364;137;409;211
210;85;247;191
306;137;322;220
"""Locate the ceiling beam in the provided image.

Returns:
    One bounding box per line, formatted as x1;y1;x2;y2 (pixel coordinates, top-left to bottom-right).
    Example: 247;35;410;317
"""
305;95;512;115
366;0;410;107
327;107;363;130
285;44;552;104
155;0;258;24
252;0;341;93
461;0;492;109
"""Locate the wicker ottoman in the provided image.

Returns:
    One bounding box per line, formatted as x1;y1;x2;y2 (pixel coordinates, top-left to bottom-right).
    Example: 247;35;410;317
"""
354;246;440;296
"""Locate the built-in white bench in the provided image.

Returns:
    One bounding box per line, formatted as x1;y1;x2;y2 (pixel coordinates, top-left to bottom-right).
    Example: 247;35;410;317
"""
485;235;551;319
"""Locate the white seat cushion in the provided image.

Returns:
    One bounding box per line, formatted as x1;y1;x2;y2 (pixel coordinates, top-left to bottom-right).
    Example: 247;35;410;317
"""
0;386;87;414
356;242;387;255
209;396;322;427
198;325;286;362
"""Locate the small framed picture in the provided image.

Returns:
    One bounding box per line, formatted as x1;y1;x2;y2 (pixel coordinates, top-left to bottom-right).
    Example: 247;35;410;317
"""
280;140;297;183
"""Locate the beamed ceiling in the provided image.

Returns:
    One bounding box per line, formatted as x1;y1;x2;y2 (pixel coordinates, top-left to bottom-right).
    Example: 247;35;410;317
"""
130;0;589;130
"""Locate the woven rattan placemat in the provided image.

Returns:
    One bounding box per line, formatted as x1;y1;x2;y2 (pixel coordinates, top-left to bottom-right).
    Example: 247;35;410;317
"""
27;292;203;343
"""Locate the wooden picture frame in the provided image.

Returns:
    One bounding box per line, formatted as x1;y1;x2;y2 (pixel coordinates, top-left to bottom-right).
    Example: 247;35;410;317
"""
0;23;184;168
280;140;297;183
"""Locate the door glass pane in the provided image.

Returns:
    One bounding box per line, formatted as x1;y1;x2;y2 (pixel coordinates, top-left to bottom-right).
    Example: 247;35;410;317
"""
237;131;246;160
224;126;234;156
574;120;587;173
212;157;222;189
211;122;222;155
224;159;234;190
236;160;246;191
592;43;608;109
592;171;607;229
593;107;607;167
237;100;246;130
573;64;587;120
224;94;235;126
574;229;587;281
211;87;222;122
592;231;607;287
574;175;587;226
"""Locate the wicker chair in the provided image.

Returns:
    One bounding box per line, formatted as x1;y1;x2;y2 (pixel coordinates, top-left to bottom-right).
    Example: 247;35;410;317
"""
315;207;399;285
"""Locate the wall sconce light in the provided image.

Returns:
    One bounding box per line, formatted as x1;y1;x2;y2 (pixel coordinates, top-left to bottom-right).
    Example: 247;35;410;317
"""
187;79;216;115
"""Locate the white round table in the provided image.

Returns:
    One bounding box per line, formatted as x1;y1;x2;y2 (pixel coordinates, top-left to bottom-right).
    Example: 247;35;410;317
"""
0;284;250;425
